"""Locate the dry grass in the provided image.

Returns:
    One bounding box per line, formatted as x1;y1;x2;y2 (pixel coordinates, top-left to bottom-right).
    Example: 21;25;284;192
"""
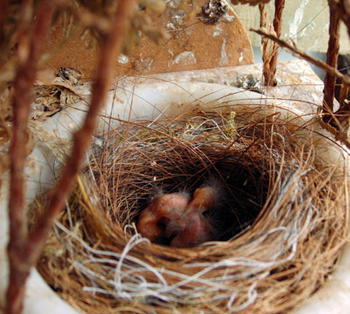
32;104;349;314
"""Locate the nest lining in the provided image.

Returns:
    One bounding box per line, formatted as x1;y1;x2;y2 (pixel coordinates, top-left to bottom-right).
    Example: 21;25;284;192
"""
35;105;348;314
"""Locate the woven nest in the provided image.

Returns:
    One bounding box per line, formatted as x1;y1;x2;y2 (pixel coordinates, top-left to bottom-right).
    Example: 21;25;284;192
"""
35;105;348;314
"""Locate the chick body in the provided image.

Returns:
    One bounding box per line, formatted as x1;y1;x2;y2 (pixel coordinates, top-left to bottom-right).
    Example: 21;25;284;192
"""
137;192;189;242
138;180;222;247
169;185;219;247
170;212;215;247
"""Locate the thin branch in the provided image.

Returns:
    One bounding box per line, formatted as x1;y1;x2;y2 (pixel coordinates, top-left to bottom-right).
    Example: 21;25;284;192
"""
259;4;268;46
7;1;138;313
272;0;284;39
322;2;340;119
268;0;285;86
259;4;271;84
25;0;138;272
258;0;285;86
251;27;350;87
6;1;55;313
0;0;10;43
328;0;350;40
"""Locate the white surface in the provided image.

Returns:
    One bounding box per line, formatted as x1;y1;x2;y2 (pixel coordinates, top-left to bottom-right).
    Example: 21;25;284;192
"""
0;148;79;314
0;80;349;313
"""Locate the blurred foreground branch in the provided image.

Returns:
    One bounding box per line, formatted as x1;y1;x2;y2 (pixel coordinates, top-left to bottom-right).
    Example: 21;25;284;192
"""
0;0;10;43
6;1;55;313
26;0;138;262
6;1;138;313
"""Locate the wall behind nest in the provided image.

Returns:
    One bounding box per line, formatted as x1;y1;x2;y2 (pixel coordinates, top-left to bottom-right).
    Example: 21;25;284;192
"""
231;0;350;54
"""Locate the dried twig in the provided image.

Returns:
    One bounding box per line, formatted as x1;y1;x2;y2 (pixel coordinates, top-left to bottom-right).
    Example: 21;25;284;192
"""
322;3;340;120
272;0;284;37
252;27;350;147
268;0;285;86
0;0;10;43
259;4;268;49
251;27;350;87
328;0;350;40
25;0;139;285
6;1;138;314
258;0;285;86
259;4;271;84
5;1;55;313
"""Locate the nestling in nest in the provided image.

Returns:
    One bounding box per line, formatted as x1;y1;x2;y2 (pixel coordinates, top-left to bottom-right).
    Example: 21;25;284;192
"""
33;105;348;314
138;180;224;247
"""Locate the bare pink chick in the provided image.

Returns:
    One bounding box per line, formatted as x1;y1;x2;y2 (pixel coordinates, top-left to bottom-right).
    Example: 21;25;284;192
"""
169;186;219;248
137;193;190;242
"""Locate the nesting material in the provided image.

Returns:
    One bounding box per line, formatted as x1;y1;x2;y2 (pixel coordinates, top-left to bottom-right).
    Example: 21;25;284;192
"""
34;105;348;314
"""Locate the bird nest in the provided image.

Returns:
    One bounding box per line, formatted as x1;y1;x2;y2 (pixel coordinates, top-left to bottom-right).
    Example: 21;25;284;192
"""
34;104;348;314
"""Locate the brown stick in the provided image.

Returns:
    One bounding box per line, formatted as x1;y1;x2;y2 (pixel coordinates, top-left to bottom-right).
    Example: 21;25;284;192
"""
25;0;138;281
7;1;138;312
6;1;55;313
328;0;350;40
251;27;350;87
0;0;10;44
259;4;271;85
322;1;340;121
258;0;285;86
268;0;285;86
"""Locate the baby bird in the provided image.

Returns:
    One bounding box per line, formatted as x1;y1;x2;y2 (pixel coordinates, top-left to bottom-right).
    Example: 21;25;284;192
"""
138;178;223;247
187;185;220;215
169;209;215;247
169;185;220;248
137;192;190;242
